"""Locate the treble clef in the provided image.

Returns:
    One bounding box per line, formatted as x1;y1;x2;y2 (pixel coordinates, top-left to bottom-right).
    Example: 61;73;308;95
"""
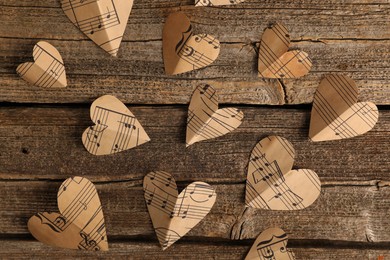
79;231;100;251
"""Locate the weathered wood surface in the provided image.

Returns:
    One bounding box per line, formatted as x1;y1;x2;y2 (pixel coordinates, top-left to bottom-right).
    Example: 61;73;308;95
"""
0;0;389;104
1;0;390;258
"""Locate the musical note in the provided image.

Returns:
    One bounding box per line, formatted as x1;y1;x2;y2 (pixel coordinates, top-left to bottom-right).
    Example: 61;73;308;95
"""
245;136;321;211
82;95;150;155
60;0;134;56
310;74;379;141
195;0;245;6
186;85;244;146
143;171;217;250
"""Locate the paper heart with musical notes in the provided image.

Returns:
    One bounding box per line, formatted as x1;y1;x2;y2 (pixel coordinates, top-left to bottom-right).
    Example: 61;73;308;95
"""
143;171;217;250
163;12;220;75
258;22;312;78
28;177;108;251
186;84;244;146
245;136;321;210
309;74;379;142
16;41;67;88
245;227;295;260
82;95;150;155
195;0;245;6
61;0;133;56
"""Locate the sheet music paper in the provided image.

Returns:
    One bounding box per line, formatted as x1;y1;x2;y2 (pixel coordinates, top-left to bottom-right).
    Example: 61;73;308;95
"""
309;74;379;142
28;177;108;251
258;22;312;78
245;136;321;210
143;171;217;250
186;84;244;147
245;227;295;260
163;12;220;75
195;0;245;6
61;0;134;56
82;95;150;155
16;41;67;88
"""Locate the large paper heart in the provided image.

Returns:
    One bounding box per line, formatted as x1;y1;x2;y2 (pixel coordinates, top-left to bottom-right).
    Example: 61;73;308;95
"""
309;74;379;142
258;23;312;78
245;227;296;260
195;0;245;6
82;95;150;155
163;12;220;75
186;84;244;146
16;41;67;88
28;177;108;251
61;0;133;56
245;136;321;210
143;171;217;250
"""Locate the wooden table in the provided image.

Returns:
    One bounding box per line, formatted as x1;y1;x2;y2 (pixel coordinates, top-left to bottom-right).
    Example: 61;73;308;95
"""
1;0;389;259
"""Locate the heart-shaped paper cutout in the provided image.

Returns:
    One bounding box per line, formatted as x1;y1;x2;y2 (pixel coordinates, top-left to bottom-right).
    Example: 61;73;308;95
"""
309;74;379;142
28;177;108;251
245;227;295;260
16;41;67;88
195;0;245;6
82;95;150;155
258;23;312;78
245;136;321;210
61;0;133;56
186;84;244;146
143;171;217;250
163;12;220;75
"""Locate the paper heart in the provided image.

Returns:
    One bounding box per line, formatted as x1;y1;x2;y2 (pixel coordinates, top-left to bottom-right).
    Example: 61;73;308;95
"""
82;95;150;155
245;227;295;260
61;0;133;56
309;74;379;142
28;177;108;251
186;84;244;146
163;12;220;75
195;0;245;6
245;136;321;210
16;41;67;88
258;22;312;78
143;171;217;250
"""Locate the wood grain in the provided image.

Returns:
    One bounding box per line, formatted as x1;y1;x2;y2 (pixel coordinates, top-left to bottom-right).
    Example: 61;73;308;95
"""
0;0;389;104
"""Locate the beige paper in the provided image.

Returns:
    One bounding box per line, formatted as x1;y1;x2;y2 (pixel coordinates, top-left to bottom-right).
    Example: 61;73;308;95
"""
258;23;312;78
61;0;133;56
163;12;220;75
28;177;108;251
195;0;245;6
16;41;67;88
143;171;217;250
245;227;295;260
245;136;321;210
82;95;150;155
186;85;244;147
309;74;379;142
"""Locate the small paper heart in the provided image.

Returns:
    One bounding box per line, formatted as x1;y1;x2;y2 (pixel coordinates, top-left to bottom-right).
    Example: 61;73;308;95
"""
28;177;108;251
60;0;134;56
163;12;220;75
245;136;321;210
309;74;379;142
82;95;150;155
195;0;245;6
245;227;295;260
258;23;312;78
186;84;244;146
17;41;67;88
143;171;217;250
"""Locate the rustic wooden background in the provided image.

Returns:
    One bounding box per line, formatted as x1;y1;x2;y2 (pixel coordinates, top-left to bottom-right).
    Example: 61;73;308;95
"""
0;0;389;259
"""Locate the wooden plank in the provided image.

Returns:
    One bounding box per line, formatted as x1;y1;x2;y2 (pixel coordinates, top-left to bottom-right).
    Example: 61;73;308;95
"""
0;1;389;104
0;240;389;259
0;106;388;181
1;181;390;242
1;239;390;259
